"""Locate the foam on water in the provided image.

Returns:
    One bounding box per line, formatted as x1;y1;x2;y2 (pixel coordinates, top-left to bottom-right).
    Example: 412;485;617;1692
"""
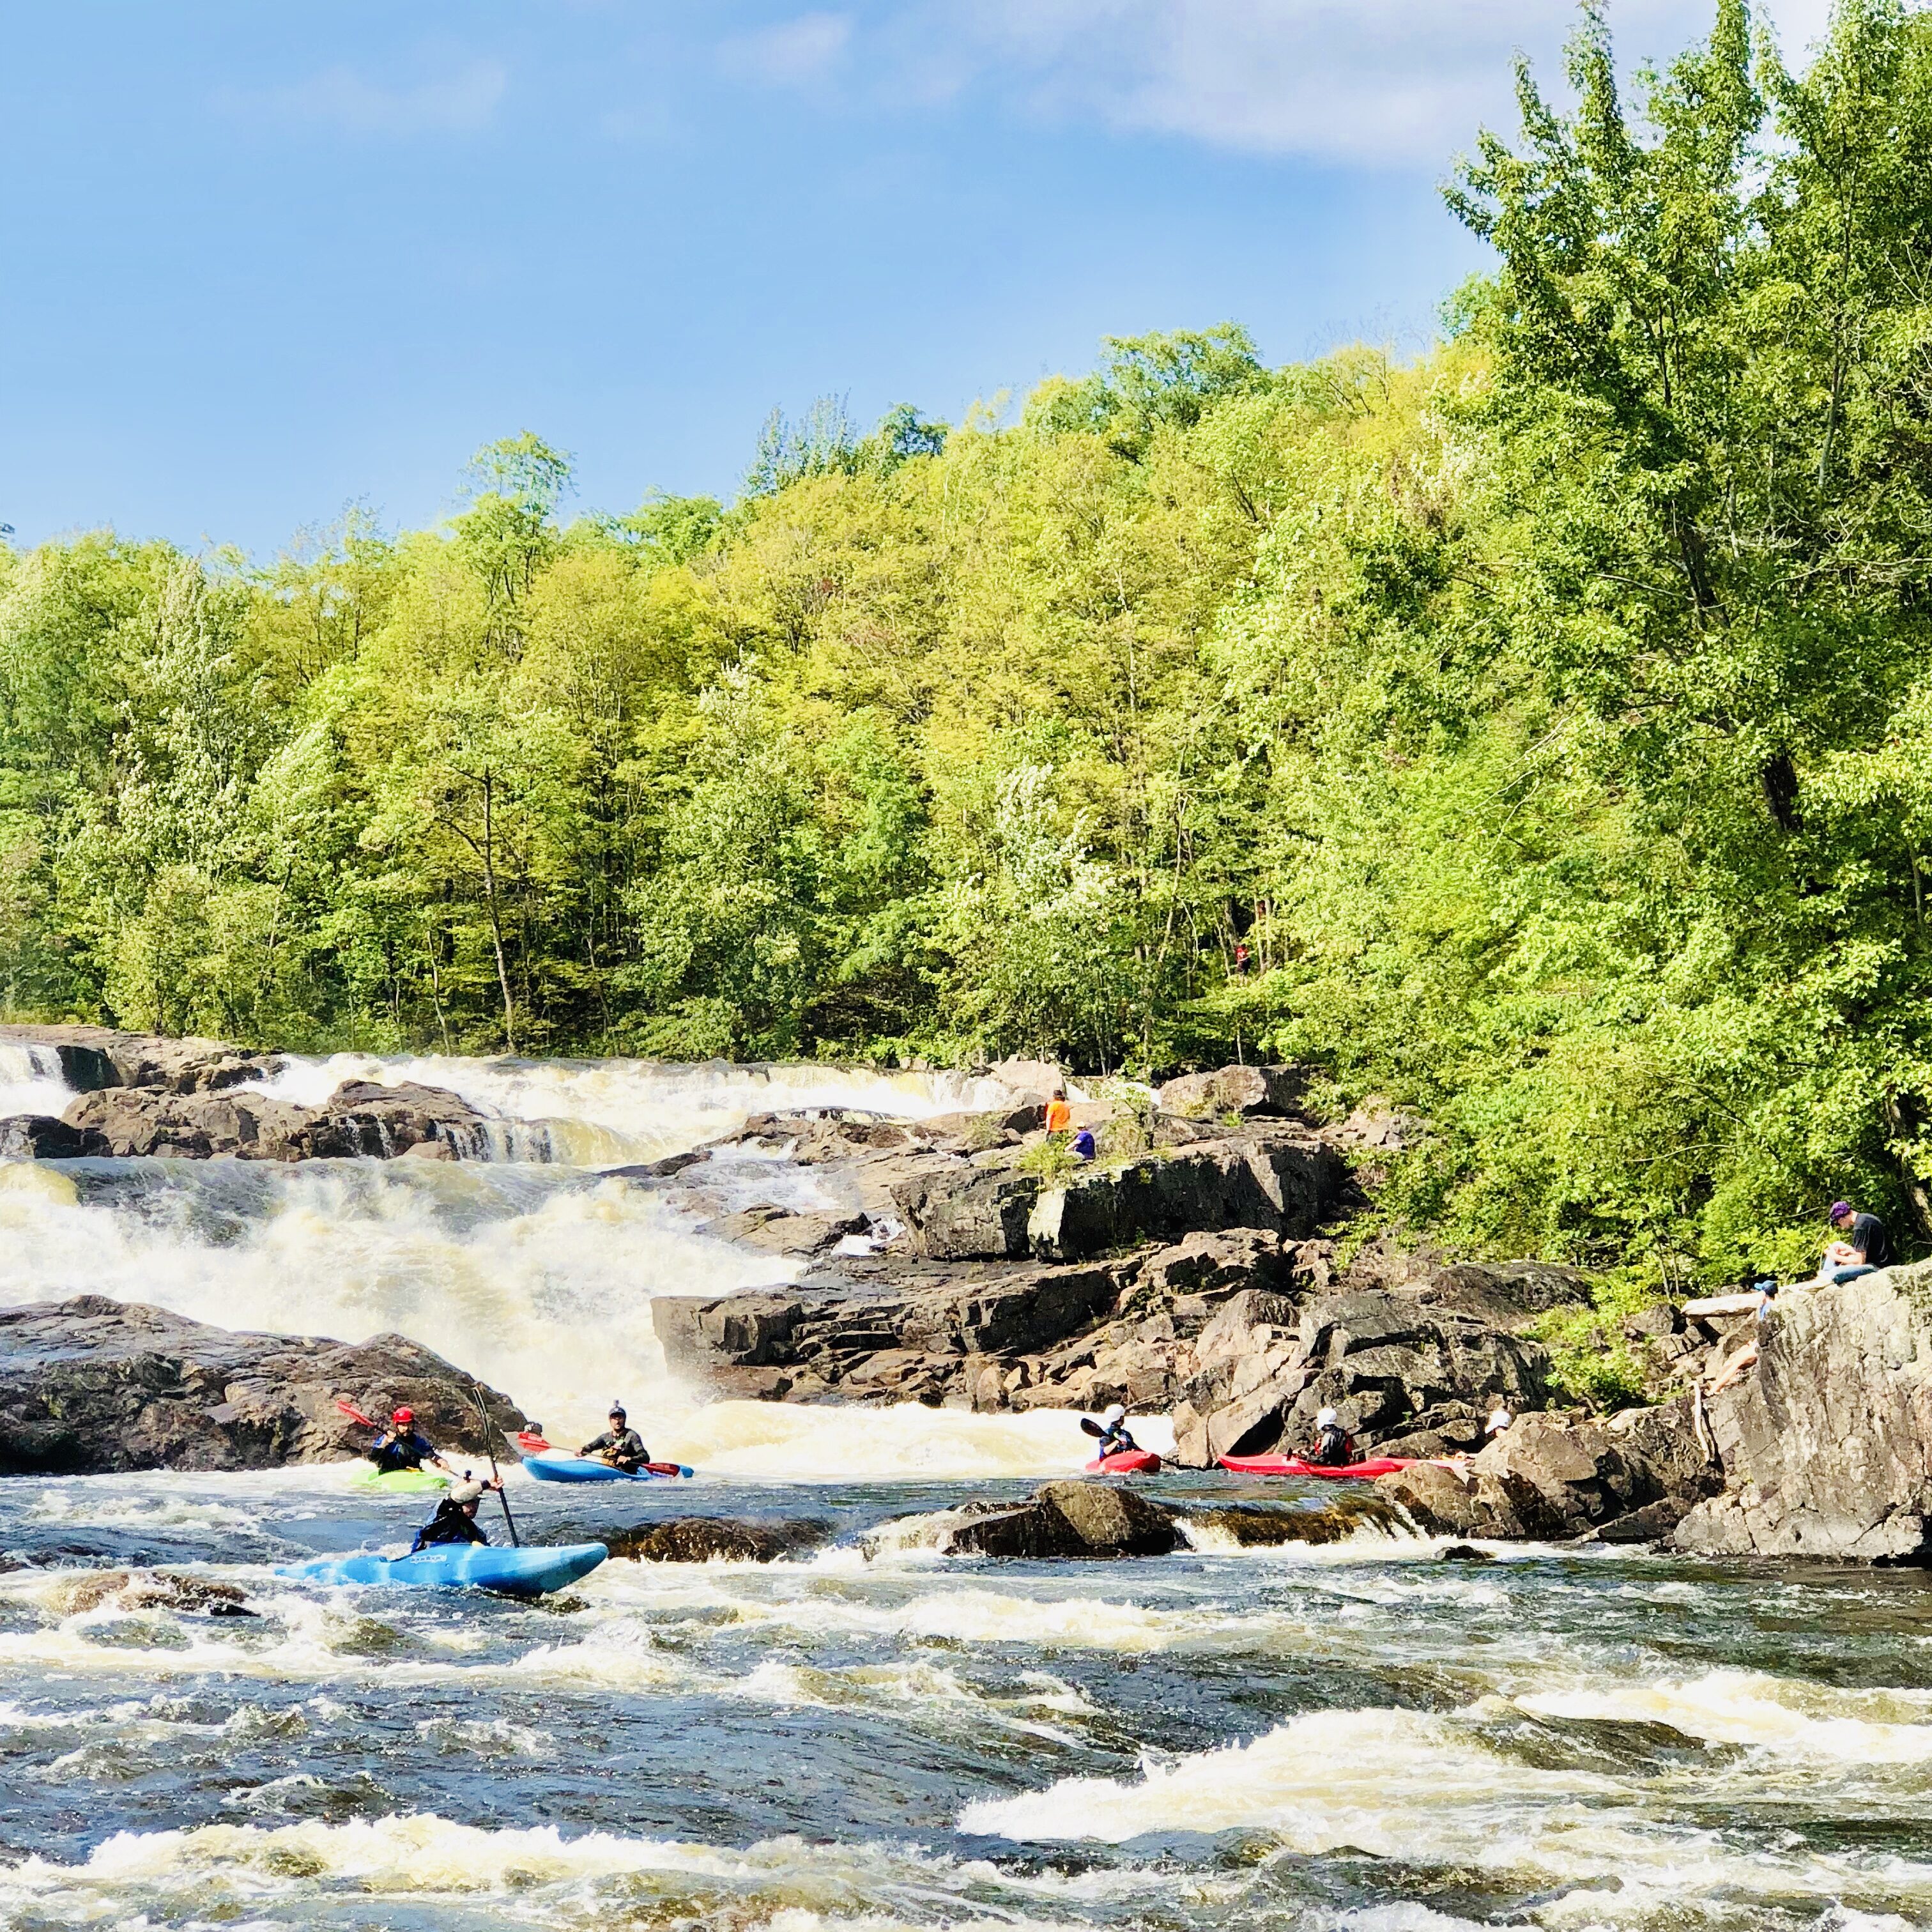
959;1701;1932;1911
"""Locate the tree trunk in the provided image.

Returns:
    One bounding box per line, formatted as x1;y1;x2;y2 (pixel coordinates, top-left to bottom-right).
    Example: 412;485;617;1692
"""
479;769;518;1054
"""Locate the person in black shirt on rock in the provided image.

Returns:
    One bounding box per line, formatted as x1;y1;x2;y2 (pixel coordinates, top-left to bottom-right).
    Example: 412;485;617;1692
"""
1799;1200;1893;1287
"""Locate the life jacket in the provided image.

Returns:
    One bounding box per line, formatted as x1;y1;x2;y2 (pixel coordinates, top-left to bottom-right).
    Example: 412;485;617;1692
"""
1098;1425;1138;1458
1310;1424;1354;1468
411;1501;487;1552
371;1429;434;1473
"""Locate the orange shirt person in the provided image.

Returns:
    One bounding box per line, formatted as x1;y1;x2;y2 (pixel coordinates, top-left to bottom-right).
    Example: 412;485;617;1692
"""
1045;1095;1071;1135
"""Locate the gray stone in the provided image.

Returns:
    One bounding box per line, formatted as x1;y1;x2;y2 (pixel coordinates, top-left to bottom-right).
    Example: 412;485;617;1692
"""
1673;1267;1932;1561
1156;1063;1310;1121
602;1517;831;1563
941;1479;1181;1558
0;1294;528;1476
0;1114;91;1158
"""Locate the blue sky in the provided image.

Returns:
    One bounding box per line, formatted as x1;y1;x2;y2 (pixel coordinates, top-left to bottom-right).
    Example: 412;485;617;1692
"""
1;1;1830;558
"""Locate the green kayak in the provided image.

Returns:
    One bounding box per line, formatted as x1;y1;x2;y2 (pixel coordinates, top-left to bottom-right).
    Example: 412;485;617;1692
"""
351;1467;449;1495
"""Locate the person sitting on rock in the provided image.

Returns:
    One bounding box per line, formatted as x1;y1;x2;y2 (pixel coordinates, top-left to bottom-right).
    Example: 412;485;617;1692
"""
1304;1406;1354;1468
1070;1126;1096;1162
1092;1404;1139;1458
580;1404;648;1471
1798;1200;1893;1286
369;1407;454;1477
1484;1402;1514;1439
410;1475;500;1552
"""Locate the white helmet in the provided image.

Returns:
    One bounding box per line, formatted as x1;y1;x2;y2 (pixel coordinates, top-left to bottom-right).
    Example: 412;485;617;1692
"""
449;1478;486;1504
1316;1406;1338;1428
1102;1403;1126;1425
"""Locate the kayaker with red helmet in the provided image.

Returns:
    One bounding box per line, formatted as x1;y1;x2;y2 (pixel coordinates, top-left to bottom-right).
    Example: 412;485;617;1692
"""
368;1406;455;1477
579;1403;648;1473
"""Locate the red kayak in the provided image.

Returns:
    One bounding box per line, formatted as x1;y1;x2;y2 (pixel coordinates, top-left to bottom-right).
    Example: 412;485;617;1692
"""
1217;1454;1416;1480
1085;1448;1163;1475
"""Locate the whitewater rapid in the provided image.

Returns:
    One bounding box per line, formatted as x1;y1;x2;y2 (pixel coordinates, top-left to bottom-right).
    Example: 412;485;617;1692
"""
5;1045;1932;1932
0;1049;1026;1449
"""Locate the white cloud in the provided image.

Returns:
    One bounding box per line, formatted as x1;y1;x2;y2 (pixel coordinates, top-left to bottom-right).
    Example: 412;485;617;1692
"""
222;57;507;137
719;12;854;88
872;0;1848;167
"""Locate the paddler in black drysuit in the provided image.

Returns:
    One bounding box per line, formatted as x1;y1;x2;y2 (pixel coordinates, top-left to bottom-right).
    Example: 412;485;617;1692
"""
580;1404;648;1473
368;1406;456;1478
1092;1404;1138;1459
410;1475;501;1551
1305;1406;1354;1468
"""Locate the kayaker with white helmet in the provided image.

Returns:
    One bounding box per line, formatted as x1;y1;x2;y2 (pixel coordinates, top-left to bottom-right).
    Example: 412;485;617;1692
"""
410;1473;502;1552
580;1403;648;1473
1305;1406;1354;1468
367;1406;456;1478
1091;1404;1139;1459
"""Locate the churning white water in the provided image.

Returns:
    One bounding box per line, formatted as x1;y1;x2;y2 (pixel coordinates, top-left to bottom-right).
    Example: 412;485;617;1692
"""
3;1046;1932;1932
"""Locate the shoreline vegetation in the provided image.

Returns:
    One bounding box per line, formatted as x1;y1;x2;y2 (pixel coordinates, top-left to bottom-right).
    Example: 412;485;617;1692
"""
5;1;1932;1298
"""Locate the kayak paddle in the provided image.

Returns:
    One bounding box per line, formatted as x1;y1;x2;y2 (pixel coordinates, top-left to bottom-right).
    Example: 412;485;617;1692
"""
1078;1417;1105;1438
644;1461;694;1478
512;1428;551;1453
467;1384;521;1547
335;1397;377;1430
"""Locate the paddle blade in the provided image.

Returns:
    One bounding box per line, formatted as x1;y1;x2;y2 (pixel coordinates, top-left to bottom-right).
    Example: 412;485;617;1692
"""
335;1397;376;1429
512;1430;551;1453
643;1461;686;1477
1078;1417;1105;1438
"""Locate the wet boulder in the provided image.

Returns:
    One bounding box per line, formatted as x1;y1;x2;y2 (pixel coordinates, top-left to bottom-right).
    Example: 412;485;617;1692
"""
604;1517;832;1563
942;1479;1183;1559
0;1114;91;1158
0;1294;528;1476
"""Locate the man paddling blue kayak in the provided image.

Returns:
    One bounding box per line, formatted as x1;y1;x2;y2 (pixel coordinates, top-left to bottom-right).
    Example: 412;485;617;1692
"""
411;1475;502;1552
579;1402;648;1473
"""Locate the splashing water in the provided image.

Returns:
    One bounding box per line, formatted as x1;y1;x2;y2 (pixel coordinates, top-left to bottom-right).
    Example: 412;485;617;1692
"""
0;1038;76;1119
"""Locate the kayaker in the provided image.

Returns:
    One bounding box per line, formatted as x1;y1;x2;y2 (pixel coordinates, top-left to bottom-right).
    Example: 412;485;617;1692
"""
580;1404;648;1472
368;1406;455;1478
1091;1403;1138;1458
1305;1406;1354;1468
410;1475;500;1551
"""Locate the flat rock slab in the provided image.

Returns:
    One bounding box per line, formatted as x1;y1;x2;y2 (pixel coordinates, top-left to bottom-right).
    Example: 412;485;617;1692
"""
0;1294;528;1476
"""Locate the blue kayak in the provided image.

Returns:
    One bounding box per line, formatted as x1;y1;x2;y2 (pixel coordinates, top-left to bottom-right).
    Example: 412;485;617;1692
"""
523;1455;693;1483
279;1542;608;1597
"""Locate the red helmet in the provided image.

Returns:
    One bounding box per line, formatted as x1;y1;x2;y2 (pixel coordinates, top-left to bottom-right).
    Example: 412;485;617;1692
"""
392;1406;413;1425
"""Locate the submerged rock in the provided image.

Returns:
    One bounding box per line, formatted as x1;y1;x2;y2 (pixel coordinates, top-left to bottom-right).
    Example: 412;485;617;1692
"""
0;1294;529;1476
603;1517;832;1563
52;1568;256;1616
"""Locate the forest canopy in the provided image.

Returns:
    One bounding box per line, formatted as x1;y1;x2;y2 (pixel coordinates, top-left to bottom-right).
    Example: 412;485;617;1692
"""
6;0;1932;1291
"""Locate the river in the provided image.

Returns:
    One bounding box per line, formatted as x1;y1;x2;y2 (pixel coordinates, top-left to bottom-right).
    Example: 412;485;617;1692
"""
0;1048;1928;1930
